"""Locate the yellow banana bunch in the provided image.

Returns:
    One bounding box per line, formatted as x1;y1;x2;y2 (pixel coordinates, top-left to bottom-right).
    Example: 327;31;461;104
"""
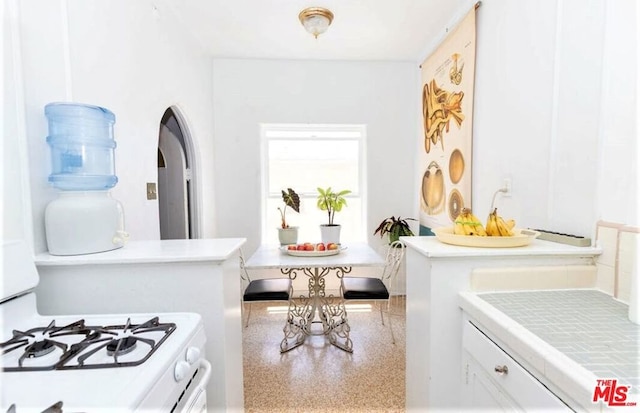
486;208;515;236
454;208;487;236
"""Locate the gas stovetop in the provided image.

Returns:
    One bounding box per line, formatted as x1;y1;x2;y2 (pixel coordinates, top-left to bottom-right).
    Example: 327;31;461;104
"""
1;293;205;412
1;316;176;372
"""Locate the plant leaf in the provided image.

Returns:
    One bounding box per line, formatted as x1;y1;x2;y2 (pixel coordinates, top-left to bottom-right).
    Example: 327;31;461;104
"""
281;188;300;213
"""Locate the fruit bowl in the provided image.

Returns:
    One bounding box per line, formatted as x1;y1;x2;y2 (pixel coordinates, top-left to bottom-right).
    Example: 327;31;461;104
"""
280;245;344;257
433;227;540;248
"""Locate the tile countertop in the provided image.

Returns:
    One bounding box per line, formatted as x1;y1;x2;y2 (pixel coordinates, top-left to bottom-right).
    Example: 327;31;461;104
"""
459;289;639;411
34;238;247;265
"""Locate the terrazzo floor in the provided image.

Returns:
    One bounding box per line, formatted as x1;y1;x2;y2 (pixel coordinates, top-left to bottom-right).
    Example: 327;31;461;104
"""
242;297;406;412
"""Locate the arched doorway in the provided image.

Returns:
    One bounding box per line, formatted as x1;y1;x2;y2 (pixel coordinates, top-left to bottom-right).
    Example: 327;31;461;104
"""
157;107;200;239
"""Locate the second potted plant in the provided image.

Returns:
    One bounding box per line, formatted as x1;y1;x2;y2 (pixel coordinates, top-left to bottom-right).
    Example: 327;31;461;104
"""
316;187;351;244
374;215;416;245
277;188;300;245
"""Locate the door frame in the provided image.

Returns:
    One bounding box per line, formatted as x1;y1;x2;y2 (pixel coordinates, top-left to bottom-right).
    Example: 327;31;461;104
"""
159;105;201;239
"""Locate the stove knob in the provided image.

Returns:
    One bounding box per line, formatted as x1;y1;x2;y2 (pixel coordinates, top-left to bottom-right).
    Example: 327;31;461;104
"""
174;360;190;381
186;346;201;364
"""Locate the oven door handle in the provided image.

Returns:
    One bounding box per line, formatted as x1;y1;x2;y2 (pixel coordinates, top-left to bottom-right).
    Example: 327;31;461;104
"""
181;359;212;413
196;359;212;386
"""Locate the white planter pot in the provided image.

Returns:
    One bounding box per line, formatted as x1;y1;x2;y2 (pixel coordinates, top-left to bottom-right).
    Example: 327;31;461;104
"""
320;224;341;245
278;227;298;246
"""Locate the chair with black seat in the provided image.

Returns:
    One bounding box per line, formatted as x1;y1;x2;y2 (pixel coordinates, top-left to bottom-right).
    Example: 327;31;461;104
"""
239;250;292;328
340;239;405;343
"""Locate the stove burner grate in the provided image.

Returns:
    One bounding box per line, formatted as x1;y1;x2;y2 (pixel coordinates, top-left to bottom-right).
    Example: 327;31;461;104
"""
1;317;176;371
1;320;91;371
6;401;63;413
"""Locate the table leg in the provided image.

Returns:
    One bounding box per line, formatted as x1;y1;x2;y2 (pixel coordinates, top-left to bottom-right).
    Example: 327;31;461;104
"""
323;266;353;352
280;296;311;352
279;266;353;353
279;268;312;353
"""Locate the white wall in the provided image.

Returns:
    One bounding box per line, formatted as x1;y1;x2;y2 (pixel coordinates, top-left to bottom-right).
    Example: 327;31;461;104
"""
3;0;33;246
597;0;638;226
9;0;637;256
434;0;637;239
211;59;419;255
16;0;216;253
211;0;637;272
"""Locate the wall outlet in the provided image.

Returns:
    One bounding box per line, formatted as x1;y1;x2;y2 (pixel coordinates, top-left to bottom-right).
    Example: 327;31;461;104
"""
146;182;157;200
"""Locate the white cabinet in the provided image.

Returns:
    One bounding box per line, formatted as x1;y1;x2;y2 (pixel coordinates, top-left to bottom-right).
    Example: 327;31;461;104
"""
463;351;520;410
34;239;246;413
402;236;600;410
461;320;571;411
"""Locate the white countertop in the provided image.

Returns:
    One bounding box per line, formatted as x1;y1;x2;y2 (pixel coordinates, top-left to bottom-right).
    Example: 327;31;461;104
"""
402;236;602;258
34;238;246;265
245;242;385;269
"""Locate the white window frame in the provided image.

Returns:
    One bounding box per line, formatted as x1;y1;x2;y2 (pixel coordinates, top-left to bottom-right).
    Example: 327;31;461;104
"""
260;123;367;245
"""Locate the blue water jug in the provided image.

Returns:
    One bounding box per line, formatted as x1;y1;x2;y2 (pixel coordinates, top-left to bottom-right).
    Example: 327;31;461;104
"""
45;102;118;190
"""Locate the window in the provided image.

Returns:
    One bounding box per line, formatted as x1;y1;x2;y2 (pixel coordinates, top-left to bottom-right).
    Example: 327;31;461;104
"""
261;124;366;245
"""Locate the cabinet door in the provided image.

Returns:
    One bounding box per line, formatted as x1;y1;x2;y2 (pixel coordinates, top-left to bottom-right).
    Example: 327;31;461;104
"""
462;321;572;411
462;350;520;411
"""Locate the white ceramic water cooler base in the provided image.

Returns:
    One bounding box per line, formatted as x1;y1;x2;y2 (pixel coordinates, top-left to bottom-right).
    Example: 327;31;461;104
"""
45;191;126;255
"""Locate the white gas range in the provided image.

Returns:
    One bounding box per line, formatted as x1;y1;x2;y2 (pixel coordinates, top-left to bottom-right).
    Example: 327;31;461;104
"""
1;241;211;412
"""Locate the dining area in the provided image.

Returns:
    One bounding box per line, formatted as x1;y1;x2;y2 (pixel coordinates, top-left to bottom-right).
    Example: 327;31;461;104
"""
243;242;402;351
239;241;407;412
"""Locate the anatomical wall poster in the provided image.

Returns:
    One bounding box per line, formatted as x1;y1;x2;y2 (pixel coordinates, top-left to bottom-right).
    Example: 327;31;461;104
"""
418;6;477;235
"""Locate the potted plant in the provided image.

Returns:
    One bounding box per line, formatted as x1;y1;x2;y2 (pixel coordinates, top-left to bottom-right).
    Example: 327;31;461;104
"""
277;188;300;245
374;216;416;245
316;187;351;244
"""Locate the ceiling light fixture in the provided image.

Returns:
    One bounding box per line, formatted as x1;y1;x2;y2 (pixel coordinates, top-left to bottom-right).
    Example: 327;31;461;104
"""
298;7;334;39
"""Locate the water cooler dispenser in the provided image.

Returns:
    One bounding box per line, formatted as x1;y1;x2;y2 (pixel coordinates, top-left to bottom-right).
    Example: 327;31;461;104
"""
44;102;128;255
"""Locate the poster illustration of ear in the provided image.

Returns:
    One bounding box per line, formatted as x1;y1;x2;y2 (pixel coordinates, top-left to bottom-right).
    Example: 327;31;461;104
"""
419;6;477;235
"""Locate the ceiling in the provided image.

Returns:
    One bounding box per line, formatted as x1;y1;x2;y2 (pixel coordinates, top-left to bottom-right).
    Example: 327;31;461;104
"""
164;0;466;62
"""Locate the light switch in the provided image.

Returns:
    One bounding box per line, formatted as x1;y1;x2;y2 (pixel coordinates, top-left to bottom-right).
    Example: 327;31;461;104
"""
146;182;157;200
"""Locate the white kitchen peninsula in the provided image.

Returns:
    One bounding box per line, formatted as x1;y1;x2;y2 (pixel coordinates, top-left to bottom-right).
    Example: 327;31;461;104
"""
34;238;246;413
402;236;601;411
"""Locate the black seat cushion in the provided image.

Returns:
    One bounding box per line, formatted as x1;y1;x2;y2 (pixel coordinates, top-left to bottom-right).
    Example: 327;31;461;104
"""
342;277;389;300
244;278;291;302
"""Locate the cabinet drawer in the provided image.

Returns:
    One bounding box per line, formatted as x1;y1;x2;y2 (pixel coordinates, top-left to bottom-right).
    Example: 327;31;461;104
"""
463;321;571;411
